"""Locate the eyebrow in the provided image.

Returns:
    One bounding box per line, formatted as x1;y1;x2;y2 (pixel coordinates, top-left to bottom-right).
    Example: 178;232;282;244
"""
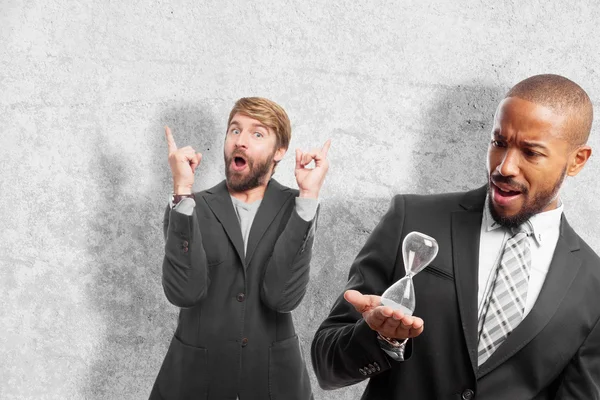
492;131;549;151
522;141;549;151
492;130;506;140
228;120;269;131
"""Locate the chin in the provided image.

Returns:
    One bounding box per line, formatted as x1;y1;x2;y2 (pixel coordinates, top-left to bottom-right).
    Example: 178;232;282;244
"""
488;197;526;229
492;202;517;215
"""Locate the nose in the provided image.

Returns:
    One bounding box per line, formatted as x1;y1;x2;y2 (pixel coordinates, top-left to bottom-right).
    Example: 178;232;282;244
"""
496;148;520;177
234;130;249;148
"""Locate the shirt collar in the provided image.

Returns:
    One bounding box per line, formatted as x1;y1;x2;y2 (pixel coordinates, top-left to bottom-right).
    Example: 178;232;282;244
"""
230;195;262;210
483;195;563;245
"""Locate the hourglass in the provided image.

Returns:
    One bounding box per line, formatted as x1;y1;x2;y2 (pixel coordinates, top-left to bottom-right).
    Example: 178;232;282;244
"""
380;232;439;315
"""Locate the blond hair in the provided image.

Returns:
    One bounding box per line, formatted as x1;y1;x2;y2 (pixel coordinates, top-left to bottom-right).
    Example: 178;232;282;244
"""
227;97;292;150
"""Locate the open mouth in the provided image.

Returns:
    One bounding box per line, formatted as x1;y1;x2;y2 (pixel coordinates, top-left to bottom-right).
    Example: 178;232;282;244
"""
495;184;521;197
491;181;523;206
232;155;248;171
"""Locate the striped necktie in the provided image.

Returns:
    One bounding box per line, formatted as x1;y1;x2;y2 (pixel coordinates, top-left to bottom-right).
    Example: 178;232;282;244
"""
477;223;533;366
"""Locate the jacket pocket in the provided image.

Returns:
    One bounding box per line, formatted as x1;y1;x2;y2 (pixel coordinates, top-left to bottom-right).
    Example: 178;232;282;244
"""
198;218;229;266
423;264;454;281
268;335;312;400
157;335;208;400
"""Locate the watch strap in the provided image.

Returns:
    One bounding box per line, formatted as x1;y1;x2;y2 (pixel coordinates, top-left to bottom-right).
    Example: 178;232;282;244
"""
172;193;195;206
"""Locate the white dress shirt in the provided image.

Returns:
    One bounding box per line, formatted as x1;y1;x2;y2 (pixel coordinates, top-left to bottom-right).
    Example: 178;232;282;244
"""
477;197;564;320
384;196;564;362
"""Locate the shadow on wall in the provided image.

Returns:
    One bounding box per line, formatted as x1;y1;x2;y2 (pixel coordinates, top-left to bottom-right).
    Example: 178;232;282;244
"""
79;85;505;399
410;83;506;194
81;103;221;399
303;83;505;400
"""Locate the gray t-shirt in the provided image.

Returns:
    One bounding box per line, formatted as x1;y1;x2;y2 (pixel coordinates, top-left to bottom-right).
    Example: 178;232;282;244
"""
230;196;262;256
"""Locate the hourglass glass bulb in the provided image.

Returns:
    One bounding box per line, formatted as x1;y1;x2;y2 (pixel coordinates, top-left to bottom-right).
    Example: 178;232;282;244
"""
381;232;439;315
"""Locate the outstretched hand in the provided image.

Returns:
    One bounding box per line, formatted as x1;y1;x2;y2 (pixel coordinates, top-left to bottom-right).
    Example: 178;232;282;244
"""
165;126;202;194
344;289;424;340
295;139;331;199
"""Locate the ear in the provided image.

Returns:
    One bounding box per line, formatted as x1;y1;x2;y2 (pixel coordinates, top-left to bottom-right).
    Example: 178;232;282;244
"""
273;147;286;163
567;145;592;176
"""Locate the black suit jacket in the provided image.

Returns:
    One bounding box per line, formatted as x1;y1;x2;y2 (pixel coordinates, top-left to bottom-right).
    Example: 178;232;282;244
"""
312;187;600;399
151;179;316;400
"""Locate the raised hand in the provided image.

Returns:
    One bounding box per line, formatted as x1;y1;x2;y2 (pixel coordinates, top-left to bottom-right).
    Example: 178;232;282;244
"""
295;139;331;199
344;290;424;340
165;126;202;194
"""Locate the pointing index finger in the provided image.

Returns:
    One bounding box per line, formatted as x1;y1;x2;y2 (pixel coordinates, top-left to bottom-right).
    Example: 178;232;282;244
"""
321;139;331;157
165;126;178;153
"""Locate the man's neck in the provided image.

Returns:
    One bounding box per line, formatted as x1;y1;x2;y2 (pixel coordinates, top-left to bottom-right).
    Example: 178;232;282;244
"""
228;182;269;203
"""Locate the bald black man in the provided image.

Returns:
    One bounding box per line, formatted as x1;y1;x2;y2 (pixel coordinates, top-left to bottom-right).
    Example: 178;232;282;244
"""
312;74;600;399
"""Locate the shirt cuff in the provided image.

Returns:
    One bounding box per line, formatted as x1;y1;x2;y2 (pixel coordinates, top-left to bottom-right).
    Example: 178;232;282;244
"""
295;197;318;222
171;197;196;216
377;335;408;362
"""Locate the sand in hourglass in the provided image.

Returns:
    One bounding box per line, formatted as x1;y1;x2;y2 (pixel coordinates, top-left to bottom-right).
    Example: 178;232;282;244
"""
380;298;413;316
380;232;438;317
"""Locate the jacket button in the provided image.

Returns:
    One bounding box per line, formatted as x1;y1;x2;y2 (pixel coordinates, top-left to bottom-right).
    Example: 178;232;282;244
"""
182;240;189;247
241;338;248;347
183;247;189;253
236;293;245;302
462;389;474;400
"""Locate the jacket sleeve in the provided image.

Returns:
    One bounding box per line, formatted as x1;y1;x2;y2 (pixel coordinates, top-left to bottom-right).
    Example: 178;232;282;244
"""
161;203;210;308
260;204;318;313
553;315;600;399
311;195;410;390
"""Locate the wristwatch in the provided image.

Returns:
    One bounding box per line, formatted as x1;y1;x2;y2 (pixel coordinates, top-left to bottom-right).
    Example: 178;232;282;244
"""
377;333;407;348
171;193;195;206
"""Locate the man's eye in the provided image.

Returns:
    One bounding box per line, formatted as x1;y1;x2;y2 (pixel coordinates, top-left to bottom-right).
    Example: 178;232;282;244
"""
254;132;263;138
231;129;240;135
491;140;505;147
524;149;541;157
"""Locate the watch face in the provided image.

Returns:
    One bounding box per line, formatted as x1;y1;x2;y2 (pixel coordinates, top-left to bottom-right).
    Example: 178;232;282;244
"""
377;334;399;348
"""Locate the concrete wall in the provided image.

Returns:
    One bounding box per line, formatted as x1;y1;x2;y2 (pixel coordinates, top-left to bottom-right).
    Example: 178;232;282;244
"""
2;1;600;399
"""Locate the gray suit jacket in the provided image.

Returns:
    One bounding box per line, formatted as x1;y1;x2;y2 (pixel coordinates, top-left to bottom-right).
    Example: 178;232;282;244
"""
151;179;316;400
312;186;600;399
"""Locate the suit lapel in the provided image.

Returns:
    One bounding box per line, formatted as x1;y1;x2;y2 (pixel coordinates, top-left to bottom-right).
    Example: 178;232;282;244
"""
477;216;582;377
203;181;245;265
245;179;293;266
452;186;486;374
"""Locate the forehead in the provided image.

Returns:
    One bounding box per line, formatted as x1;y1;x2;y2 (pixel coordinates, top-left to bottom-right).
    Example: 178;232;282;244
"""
229;113;270;130
493;97;569;141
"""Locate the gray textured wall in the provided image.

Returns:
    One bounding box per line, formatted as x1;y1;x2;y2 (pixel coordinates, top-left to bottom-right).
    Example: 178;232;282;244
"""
2;1;600;399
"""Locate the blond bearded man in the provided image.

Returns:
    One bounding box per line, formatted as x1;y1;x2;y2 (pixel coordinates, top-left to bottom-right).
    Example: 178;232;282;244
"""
150;97;330;400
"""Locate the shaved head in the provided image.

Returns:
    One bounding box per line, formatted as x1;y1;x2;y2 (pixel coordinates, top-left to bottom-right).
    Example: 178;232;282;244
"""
506;74;593;147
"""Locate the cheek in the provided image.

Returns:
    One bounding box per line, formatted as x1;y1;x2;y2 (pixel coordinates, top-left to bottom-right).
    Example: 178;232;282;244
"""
252;142;272;156
522;159;555;180
528;169;555;189
223;139;235;151
518;168;551;195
